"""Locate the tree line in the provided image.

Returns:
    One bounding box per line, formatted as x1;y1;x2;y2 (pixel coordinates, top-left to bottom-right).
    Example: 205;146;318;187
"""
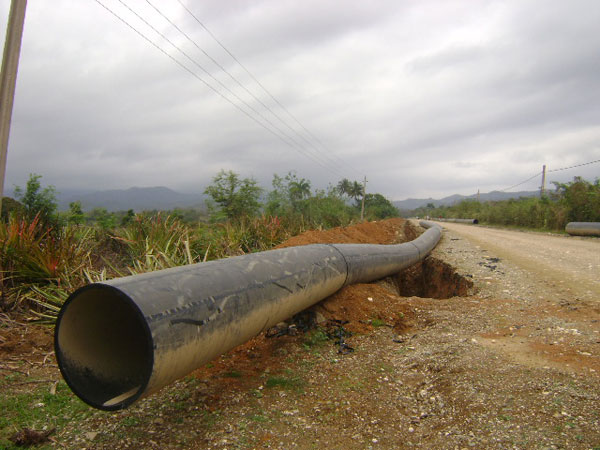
412;177;599;231
1;171;399;228
205;170;398;225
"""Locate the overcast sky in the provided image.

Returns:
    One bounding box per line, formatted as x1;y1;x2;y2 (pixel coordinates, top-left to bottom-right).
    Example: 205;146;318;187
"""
1;0;599;200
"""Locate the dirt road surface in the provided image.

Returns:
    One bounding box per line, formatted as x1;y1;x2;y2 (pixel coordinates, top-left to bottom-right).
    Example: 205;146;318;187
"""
2;219;599;449
436;221;600;302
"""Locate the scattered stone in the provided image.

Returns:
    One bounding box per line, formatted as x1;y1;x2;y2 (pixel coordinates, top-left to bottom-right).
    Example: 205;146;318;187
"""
85;431;98;441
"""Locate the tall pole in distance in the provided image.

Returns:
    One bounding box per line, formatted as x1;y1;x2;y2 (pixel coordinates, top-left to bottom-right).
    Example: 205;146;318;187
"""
0;0;27;215
540;164;546;197
360;175;367;221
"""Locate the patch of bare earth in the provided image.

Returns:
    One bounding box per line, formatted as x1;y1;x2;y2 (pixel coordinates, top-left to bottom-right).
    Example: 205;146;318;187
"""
2;218;600;449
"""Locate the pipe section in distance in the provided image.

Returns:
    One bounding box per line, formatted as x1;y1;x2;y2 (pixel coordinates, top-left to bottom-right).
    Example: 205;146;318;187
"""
55;221;441;410
435;218;479;225
565;222;600;237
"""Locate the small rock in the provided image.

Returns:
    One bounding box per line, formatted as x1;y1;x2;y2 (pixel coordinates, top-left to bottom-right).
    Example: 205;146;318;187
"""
85;432;98;441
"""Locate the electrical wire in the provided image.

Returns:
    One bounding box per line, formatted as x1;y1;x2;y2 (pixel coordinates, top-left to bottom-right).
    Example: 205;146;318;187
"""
174;0;363;178
141;0;348;179
492;157;599;193
145;0;346;173
500;171;542;192
94;0;348;179
547;158;600;173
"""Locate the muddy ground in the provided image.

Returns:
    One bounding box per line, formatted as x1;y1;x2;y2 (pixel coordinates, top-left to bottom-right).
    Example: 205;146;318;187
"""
1;218;599;449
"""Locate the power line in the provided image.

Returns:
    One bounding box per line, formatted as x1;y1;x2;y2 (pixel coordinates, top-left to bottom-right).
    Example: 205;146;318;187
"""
93;1;300;163
174;0;362;178
547;158;600;173
94;0;348;179
498;157;599;192
145;0;347;174
500;171;542;192
141;0;348;178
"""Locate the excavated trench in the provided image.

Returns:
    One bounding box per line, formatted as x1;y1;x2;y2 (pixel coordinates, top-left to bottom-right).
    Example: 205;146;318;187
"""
391;221;473;299
391;256;473;299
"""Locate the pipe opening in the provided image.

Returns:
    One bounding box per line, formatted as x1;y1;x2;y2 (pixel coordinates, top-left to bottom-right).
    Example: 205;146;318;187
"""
55;284;153;410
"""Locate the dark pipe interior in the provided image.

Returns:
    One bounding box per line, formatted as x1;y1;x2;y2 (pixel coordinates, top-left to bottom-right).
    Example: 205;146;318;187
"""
55;285;153;410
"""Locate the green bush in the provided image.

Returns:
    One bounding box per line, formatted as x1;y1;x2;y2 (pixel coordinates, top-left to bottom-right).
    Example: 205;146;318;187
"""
415;176;599;231
114;213;198;272
0;215;96;312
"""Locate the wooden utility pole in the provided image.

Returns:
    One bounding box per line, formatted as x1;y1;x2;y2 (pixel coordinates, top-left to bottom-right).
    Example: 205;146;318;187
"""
360;176;367;221
540;164;546;197
0;0;27;215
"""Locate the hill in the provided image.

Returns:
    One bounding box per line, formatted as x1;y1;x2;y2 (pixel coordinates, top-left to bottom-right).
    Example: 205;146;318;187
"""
57;186;206;212
393;190;538;211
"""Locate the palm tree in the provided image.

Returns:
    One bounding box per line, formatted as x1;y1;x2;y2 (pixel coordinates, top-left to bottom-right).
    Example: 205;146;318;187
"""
289;178;311;204
337;178;352;196
349;181;364;206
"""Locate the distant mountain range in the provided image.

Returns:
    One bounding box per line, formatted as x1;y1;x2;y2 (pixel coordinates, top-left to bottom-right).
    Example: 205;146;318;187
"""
55;186;206;212
393;190;539;211
5;185;539;213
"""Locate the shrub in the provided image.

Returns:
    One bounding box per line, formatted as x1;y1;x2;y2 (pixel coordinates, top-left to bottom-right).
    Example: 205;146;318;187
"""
0;215;95;311
113;213;198;273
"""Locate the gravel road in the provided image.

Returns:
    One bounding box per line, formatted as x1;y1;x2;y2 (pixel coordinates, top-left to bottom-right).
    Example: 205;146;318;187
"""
434;222;600;302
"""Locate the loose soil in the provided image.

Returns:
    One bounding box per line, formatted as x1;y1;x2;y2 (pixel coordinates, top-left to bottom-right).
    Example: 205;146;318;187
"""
1;218;600;449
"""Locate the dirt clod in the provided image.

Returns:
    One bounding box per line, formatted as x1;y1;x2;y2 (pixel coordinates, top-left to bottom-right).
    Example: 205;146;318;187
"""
9;427;55;446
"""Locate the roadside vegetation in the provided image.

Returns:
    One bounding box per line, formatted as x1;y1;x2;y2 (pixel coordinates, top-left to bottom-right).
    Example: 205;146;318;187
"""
0;171;398;320
411;176;599;231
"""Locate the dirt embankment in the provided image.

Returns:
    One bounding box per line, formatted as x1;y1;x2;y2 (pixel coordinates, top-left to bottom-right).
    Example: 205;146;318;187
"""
275;217;412;247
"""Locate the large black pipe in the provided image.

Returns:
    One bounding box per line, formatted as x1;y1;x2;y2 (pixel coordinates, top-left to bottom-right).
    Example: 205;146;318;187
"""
55;221;442;410
565;222;600;237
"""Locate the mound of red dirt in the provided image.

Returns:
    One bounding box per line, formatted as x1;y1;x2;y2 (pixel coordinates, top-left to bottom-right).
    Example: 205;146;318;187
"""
276;218;410;247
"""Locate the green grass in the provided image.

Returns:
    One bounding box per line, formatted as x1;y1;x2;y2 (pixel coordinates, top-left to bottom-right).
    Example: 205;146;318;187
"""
0;379;93;449
249;414;270;423
201;410;221;428
375;363;394;373
120;416;140;427
339;376;365;392
370;318;387;327
265;375;305;393
302;329;329;351
223;370;243;378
